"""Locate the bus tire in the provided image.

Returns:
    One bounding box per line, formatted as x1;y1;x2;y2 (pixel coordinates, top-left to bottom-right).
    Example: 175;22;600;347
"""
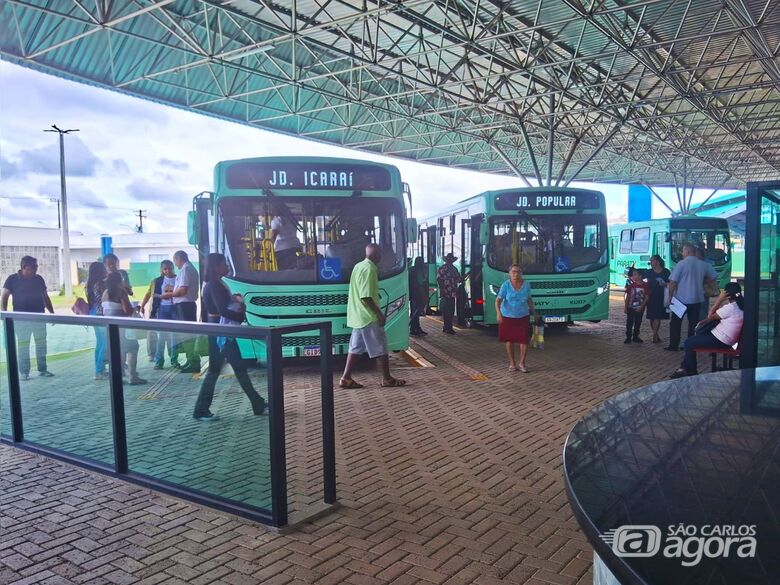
588;320;601;323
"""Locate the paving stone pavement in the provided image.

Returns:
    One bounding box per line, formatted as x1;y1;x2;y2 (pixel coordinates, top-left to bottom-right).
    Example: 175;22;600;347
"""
0;295;688;585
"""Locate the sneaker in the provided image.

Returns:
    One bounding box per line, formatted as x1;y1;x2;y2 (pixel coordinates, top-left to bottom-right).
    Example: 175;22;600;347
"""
20;374;30;381
632;336;643;343
153;360;164;370
94;373;107;381
194;413;220;422
624;337;632;344
180;363;201;374
38;371;54;377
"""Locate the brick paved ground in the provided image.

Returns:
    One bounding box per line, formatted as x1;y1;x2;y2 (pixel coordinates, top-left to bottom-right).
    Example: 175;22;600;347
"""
0;295;686;585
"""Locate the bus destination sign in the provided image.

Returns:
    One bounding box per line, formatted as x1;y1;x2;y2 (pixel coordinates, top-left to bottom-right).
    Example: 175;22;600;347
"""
226;162;392;191
494;191;600;211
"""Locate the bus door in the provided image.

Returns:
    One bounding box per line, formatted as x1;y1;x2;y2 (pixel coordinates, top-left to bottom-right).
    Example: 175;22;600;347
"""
426;225;438;309
653;231;667;261
470;213;485;321
457;216;484;324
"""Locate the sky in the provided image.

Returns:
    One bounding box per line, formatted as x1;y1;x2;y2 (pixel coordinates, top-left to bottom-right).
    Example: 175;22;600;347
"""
0;60;736;238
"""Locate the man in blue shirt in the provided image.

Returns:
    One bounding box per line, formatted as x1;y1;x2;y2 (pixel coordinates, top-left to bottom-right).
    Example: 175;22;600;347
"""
666;243;717;351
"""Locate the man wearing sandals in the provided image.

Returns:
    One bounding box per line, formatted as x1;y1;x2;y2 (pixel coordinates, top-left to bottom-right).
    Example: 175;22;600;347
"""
340;244;406;389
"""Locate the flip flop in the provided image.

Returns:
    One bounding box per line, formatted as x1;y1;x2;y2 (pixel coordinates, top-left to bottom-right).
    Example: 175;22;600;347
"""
517;365;528;373
339;378;364;389
380;378;407;387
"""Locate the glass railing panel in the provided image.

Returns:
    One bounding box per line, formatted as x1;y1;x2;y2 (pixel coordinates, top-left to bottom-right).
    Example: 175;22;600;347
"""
15;319;114;465
121;327;272;511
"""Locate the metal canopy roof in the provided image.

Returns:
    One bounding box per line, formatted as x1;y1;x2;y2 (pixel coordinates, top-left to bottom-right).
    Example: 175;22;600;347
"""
2;0;780;189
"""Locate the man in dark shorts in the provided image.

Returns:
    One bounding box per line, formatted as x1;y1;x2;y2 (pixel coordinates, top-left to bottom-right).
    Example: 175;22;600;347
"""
1;256;55;380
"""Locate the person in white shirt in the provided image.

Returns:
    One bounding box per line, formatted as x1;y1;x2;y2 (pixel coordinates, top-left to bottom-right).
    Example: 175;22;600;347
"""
271;216;302;269
671;282;744;378
160;250;201;373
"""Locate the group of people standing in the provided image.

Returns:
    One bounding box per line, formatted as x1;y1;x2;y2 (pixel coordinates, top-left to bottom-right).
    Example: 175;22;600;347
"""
622;243;744;378
408;252;462;336
85;251;201;384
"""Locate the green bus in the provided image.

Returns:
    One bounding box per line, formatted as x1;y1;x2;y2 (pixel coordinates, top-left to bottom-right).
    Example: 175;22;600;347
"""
418;187;610;326
187;156;416;359
608;217;732;288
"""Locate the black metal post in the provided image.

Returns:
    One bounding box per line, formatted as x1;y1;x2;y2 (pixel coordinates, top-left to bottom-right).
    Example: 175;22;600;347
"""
266;331;288;527
742;182;761;369
3;318;24;442
319;324;336;504
106;324;128;473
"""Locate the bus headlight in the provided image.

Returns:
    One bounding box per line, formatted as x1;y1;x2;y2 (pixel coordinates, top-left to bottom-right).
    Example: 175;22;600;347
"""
596;283;610;295
385;295;406;320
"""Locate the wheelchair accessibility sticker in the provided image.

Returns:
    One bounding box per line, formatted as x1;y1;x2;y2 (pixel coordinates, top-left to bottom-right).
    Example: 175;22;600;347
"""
318;258;342;281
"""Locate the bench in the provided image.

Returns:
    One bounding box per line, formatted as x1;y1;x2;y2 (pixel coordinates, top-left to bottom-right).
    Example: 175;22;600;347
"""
693;333;742;373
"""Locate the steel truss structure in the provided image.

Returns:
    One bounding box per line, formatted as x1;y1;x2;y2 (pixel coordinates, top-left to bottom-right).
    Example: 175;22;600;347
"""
2;0;780;188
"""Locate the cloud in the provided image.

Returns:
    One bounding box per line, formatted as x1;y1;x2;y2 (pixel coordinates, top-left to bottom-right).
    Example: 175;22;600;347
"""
1;156;21;179
112;159;130;174
126;178;191;205
159;158;189;170
11;135;100;177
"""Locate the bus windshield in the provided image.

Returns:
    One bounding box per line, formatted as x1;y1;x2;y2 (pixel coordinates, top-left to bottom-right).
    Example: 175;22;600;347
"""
219;196;405;284
488;214;607;274
670;227;731;266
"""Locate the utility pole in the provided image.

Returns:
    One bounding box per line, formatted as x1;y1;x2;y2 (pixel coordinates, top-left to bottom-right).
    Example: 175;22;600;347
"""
44;124;78;297
49;197;61;229
136;209;147;233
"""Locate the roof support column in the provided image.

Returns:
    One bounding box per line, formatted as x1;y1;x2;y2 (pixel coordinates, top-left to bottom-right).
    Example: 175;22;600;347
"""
546;93;555;187
643;184;677;217
491;143;532;188
518;120;542;186
682;157;688;213
555;136;581;186
563;124;621;187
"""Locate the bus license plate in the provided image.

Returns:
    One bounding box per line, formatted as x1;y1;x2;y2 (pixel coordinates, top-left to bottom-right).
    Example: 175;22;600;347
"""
544;316;566;324
303;346;321;357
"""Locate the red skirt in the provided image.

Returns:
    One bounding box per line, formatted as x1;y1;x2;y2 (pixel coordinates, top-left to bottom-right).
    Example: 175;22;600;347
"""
499;315;530;344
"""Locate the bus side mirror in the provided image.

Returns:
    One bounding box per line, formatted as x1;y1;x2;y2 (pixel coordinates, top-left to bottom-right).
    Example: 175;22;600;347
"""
479;222;489;245
187;210;200;245
407;218;418;245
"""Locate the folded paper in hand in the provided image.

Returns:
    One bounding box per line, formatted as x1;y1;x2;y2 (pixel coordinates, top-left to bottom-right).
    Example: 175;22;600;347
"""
669;297;687;319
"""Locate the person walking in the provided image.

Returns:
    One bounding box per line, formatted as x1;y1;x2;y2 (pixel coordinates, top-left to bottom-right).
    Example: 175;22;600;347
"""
645;255;671;344
101;272;146;385
340;244;406;389
1;256;55;381
192;253;267;422
436;253;461;334
161;250;201;373
409;256;428;336
86;261;108;380
624;268;649;343
670;283;744;378
141;260;179;369
666;243;718;351
495;264;536;373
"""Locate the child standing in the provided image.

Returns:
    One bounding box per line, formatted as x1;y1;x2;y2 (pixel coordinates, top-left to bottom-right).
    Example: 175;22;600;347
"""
625;269;650;343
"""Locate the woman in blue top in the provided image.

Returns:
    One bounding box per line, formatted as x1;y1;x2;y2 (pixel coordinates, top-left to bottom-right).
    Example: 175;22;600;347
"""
495;264;536;373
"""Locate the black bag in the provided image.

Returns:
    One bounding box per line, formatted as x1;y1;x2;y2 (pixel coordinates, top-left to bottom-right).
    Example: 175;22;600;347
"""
694;320;717;335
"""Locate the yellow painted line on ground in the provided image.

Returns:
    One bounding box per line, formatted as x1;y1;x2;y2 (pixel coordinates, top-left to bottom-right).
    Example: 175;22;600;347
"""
411;338;489;381
401;348;435;368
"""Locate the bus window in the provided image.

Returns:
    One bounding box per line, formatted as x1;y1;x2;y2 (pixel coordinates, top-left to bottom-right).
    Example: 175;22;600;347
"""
671;228;730;265
631;227;650;253
488;214;607;274
653;232;666;256
219;196;405;283
619;229;632;253
418;226;429;263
